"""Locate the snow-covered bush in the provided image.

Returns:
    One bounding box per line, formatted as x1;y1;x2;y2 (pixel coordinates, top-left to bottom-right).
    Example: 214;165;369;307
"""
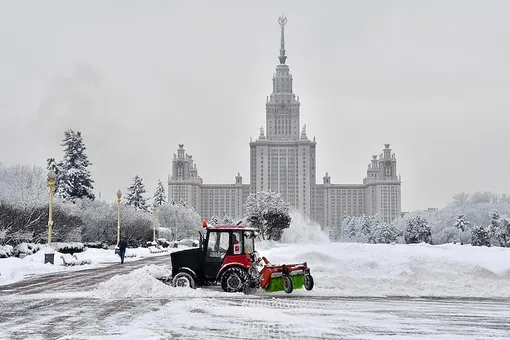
83;241;108;249
14;243;43;256
0;245;14;258
157;238;170;248
404;216;431;244
53;242;85;254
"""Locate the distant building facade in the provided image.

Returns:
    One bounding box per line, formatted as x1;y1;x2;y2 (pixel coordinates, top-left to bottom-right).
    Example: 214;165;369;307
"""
168;16;401;226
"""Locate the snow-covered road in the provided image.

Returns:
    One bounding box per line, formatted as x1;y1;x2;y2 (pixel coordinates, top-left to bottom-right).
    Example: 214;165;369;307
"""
1;255;510;340
1;294;509;339
0;254;172;295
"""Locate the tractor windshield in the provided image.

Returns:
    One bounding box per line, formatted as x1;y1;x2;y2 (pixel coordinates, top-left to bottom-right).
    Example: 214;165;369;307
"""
244;232;255;254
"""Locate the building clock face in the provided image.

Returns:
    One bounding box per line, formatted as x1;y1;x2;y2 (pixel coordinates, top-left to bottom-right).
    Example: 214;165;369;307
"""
178;161;183;166
385;161;391;166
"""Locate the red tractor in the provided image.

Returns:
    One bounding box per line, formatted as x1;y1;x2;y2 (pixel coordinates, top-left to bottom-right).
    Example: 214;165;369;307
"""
168;222;314;293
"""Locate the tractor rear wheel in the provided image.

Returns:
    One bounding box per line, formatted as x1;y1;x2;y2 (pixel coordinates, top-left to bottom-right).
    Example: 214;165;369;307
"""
221;267;249;293
283;274;293;294
172;272;196;289
304;274;314;291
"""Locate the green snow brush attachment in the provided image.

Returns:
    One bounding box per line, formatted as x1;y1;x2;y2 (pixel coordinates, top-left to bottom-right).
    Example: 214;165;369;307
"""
265;274;304;293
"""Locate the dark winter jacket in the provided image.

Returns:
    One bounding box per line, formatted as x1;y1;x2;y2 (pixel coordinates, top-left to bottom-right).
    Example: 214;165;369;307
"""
119;241;128;252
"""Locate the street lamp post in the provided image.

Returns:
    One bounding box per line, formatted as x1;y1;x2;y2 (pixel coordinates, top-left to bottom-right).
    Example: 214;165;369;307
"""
115;189;122;254
44;170;56;264
153;207;157;244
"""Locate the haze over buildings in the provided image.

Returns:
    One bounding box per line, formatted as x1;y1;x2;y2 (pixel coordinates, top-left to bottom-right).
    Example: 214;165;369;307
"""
1;1;510;212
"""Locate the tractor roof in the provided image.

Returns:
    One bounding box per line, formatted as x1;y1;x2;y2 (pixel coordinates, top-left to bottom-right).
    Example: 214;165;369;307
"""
205;225;258;232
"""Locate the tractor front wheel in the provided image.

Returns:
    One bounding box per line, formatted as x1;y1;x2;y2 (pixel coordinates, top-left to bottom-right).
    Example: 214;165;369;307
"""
172;272;196;289
221;267;249;293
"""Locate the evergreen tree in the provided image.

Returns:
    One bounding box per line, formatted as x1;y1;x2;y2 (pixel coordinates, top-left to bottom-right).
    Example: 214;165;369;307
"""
328;223;342;241
453;213;470;232
404;215;432;244
153;179;167;207
126;175;148;211
471;225;491;247
220;214;235;225
488;209;500;238
55;129;95;201
340;215;356;241
46;157;63;194
375;222;399;244
209;215;220;226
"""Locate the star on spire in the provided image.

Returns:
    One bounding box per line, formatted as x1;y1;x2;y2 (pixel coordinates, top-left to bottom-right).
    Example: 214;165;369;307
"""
278;15;287;64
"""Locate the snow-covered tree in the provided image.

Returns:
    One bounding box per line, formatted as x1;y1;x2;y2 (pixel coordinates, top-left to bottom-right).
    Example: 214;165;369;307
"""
245;194;264;235
453;213;470;232
126;175;149;211
375;222;399;244
404;216;431;244
209;215;220;226
46;157;63;194
339;216;356;241
488;209;500;238
220;214;235;225
357;215;377;243
471;225;491;247
153;179;167;207
155;203;202;241
486;209;510;247
245;191;291;241
0;164;52;244
328;222;342;241
53;129;95;201
496;217;510;247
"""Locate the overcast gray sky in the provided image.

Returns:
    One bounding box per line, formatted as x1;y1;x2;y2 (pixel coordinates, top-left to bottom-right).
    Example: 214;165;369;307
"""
1;0;510;212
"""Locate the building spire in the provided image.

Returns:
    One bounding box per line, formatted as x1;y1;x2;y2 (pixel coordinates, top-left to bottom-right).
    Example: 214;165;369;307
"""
278;15;287;64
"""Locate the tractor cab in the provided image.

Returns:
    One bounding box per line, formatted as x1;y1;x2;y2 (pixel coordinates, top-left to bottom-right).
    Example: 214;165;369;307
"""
170;222;260;292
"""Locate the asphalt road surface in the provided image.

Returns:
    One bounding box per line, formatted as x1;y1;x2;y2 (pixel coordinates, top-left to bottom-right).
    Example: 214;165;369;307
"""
1;256;510;340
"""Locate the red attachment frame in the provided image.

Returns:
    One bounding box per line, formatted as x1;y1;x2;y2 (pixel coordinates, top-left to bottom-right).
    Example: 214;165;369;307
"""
258;256;309;289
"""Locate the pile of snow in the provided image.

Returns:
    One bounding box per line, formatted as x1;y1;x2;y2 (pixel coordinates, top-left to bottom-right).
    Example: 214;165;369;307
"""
262;242;510;298
280;211;330;244
92;265;232;299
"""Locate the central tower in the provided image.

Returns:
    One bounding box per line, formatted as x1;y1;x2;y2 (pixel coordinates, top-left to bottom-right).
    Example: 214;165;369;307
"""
250;15;316;216
265;15;301;141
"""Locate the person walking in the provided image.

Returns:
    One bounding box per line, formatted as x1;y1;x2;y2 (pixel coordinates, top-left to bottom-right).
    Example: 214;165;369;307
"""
119;239;128;264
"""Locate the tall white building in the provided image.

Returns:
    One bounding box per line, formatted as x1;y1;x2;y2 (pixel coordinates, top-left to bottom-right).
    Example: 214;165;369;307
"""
168;16;401;226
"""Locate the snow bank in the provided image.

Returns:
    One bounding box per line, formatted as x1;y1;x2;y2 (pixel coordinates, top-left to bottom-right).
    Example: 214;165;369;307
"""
262;242;510;298
92;264;236;299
